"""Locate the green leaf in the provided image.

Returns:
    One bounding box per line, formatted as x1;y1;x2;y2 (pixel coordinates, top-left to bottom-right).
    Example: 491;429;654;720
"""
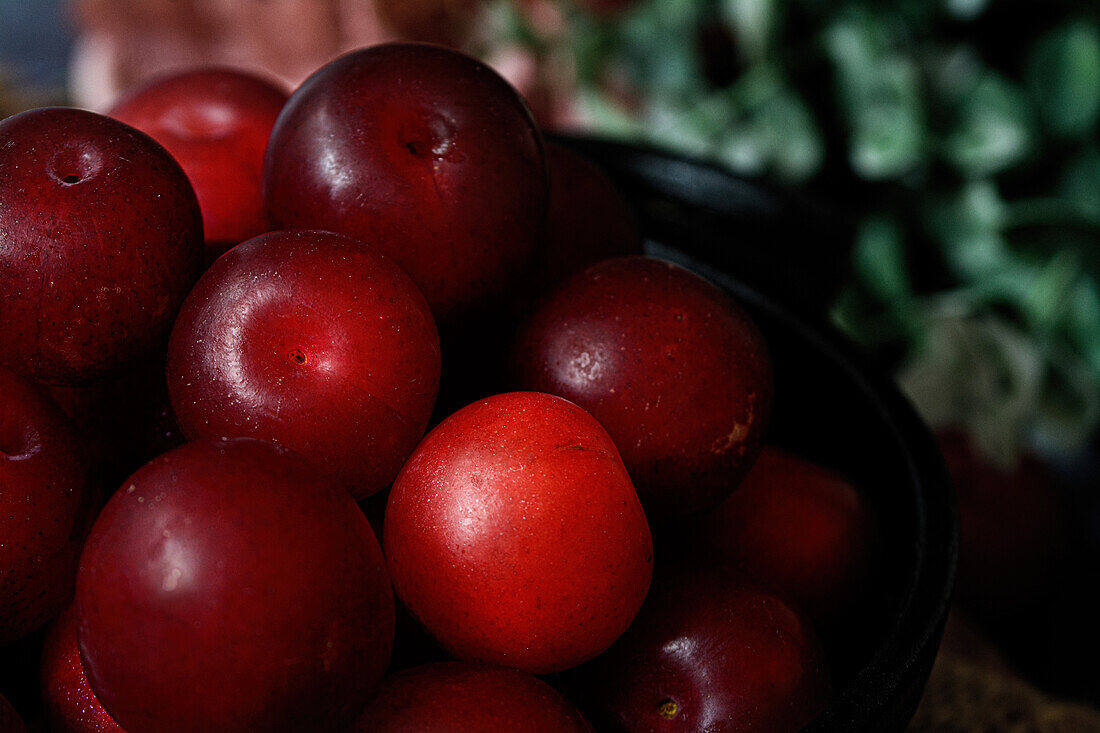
943;72;1034;178
1030;344;1100;456
575;88;647;138
762;92;824;182
1066;276;1100;375
925;181;1014;280
1026;21;1100;139
822;9;897;66
959;179;1009;231
572;15;614;83
716;123;770;175
478;1;538;49
1060;146;1100;217
642;94;716;158
690;91;739;138
1019;250;1081;334
824;13;927;179
616;0;708;95
848;104;925;180
730;62;785;109
943;0;991;21
853;216;912;304
721;0;777;62
715;65;824;182
926;45;984;107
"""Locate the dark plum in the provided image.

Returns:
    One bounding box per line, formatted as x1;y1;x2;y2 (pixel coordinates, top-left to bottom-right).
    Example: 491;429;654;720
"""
0;691;26;733
512;256;772;518
263;43;547;322
0;107;203;385
573;567;830;733
45;351;184;491
0;367;95;645
75;438;395;733
167;229;441;500
674;446;880;625
41;606;122;733
434;143;641;415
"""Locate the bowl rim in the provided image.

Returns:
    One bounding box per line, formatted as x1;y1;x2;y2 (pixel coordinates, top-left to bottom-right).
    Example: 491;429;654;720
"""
680;248;958;732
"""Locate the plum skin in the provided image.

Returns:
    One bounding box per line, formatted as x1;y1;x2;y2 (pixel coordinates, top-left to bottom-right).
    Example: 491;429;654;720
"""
574;567;831;733
167;228;441;500
0;367;96;645
41;605;123;733
675;446;880;624
0;691;26;733
74;438;395;733
351;662;594;731
384;391;653;674
512;256;773;518
263;42;548;322
109;68;289;260
0;107;203;386
45;350;186;493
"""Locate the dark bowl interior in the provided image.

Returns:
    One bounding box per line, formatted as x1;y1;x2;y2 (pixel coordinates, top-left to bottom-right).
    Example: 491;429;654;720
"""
553;135;958;732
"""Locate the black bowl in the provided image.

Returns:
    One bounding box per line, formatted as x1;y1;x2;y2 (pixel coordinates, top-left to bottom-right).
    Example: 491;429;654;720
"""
553;135;958;733
554;134;855;321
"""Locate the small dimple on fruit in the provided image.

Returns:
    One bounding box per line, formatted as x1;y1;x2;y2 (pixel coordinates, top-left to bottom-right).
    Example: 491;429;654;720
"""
658;698;680;719
399;114;456;160
287;348;309;366
49;145;103;186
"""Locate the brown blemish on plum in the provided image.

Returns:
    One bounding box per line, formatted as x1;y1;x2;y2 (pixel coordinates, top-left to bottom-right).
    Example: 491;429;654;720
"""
287;348;309;366
658;698;680;719
711;397;757;454
711;422;750;454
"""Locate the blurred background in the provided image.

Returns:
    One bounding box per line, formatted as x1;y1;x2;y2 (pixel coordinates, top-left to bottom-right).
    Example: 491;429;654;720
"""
2;0;1099;728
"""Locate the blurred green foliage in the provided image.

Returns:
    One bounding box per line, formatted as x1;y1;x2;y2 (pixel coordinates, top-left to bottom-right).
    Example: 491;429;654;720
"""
486;0;1100;463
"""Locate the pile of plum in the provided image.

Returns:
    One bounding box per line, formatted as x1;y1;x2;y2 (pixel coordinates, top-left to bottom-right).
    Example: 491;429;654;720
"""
0;43;879;732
